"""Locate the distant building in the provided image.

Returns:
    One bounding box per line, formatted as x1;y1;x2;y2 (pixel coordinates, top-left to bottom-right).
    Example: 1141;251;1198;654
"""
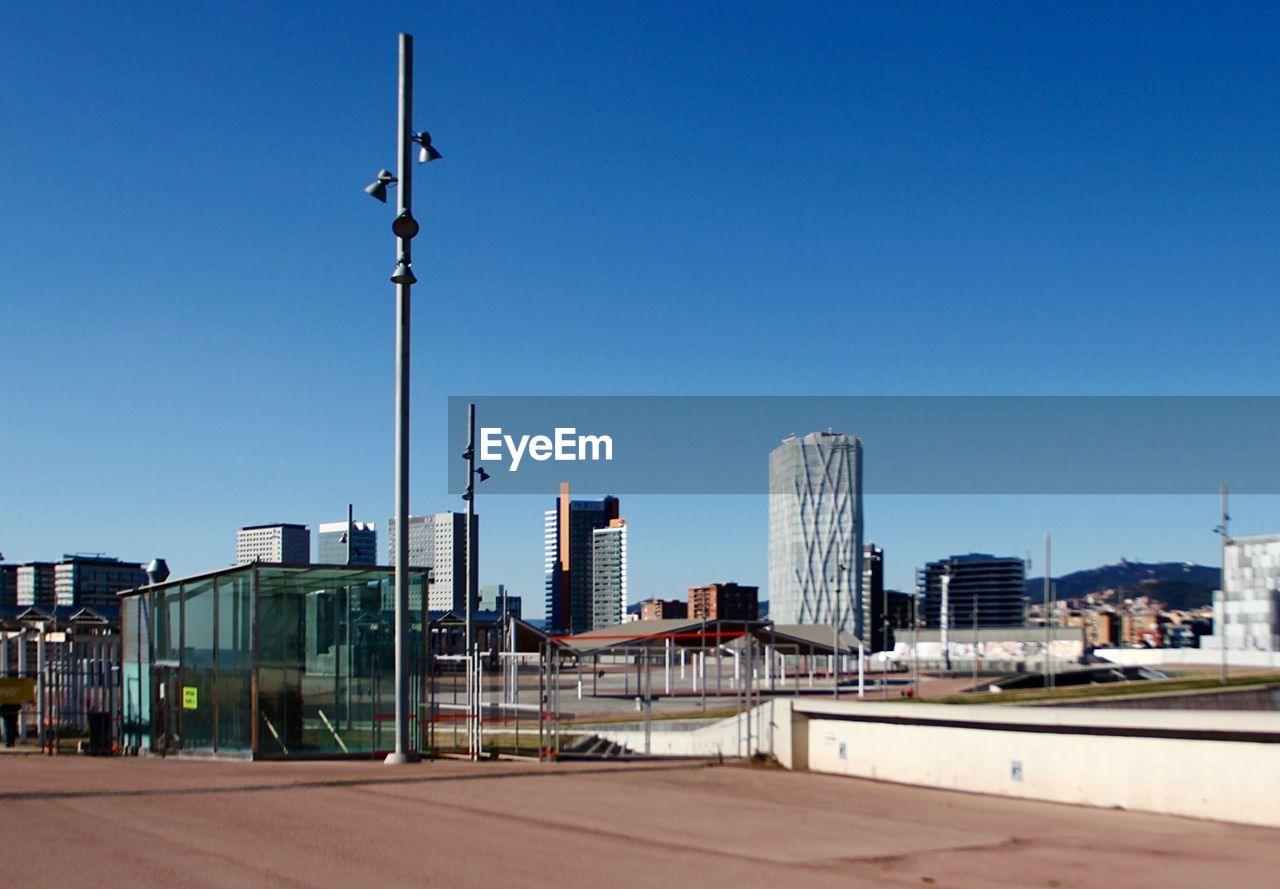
688;582;759;621
17;562;56;609
317;519;377;566
1209;534;1280;652
54;555;147;610
591;519;628;629
236;524;310;565
640;598;687;621
768;431;864;636
918;554;1026;629
387;512;477;613
479;584;522;619
0;564;16;607
543;483;623;634
863;544;888;651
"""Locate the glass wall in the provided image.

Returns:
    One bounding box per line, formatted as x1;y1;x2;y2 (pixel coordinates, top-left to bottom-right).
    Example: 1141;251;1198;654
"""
215;572;253;752
179;578;215;750
257;567;424;756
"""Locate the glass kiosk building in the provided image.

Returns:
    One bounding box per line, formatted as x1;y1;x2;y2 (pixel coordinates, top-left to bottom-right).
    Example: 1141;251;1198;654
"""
119;564;427;758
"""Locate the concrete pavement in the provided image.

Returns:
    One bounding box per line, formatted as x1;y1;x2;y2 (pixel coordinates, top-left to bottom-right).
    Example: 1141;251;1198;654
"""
0;756;1276;888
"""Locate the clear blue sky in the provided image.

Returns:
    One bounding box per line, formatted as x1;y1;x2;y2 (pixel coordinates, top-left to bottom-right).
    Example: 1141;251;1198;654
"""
3;2;1279;613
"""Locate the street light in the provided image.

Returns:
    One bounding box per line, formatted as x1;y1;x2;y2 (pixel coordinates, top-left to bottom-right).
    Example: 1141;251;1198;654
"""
1214;485;1231;684
365;32;442;765
461;402;489;759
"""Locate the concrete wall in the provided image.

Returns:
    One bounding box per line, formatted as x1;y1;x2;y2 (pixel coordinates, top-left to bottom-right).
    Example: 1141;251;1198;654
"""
591;701;791;762
1095;647;1280;669
600;698;1280;827
798;701;1280;828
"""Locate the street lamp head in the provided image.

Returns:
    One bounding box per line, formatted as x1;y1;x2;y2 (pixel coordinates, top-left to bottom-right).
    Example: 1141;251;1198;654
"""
476;467;490;482
364;169;397;202
413;131;442;163
390;255;417;285
391;209;420;240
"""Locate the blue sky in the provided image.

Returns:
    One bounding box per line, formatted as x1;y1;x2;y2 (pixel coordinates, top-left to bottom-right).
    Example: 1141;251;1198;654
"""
3;2;1279;610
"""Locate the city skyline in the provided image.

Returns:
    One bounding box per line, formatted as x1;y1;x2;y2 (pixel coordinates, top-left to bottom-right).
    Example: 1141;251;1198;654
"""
5;4;1280;617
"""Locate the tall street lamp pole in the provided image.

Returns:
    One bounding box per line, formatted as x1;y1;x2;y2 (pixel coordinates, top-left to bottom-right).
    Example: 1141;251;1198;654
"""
365;32;442;765
461;402;488;758
1215;484;1231;684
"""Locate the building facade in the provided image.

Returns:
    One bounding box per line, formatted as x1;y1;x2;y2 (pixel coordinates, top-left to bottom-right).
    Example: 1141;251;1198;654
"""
479;584;522;619
236;524;310;565
687;582;759;621
543;483;622;635
768;432;864;636
918;554;1026;630
0;564;16;607
591;519;628;629
640;598;688;621
863;544;890;652
16;562;56;609
387;512;477;614
54;555;147;610
317;520;377;566
1212;534;1280;652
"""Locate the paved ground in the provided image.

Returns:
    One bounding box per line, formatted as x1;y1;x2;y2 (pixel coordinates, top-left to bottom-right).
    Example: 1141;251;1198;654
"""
2;757;1276;888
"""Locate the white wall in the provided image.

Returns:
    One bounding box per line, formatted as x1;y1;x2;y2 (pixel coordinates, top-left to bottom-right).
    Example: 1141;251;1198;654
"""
1095;647;1280;668
801;701;1280;828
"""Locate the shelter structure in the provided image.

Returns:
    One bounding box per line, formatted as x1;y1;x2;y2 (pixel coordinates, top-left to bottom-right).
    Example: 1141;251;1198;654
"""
118;563;429;758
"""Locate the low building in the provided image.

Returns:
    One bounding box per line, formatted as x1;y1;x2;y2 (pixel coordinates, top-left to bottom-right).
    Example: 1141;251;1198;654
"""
688;583;759;621
54;555;147;610
236;524;310;565
640;599;687;621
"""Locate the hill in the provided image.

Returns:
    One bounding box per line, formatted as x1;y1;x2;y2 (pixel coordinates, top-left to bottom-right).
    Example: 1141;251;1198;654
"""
1027;560;1219;611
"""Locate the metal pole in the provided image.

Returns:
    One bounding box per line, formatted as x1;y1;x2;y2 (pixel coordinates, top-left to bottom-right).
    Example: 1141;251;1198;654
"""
464;403;477;757
386;31;417;765
972;594;978;690
1043;533;1051;691
940;568;950;673
1220;485;1230;684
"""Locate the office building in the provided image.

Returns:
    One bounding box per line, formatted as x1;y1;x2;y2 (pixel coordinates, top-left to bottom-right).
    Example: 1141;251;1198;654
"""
479;584;522;619
317;519;377;566
0;565;16;607
918;553;1026;629
388;512;477;613
768;431;864;635
17;562;56;609
54;555;147;610
864;544;891;652
591;519;628;629
688;582;759;621
236;524;310;565
1209;534;1280;652
640;599;688;620
543;483;622;635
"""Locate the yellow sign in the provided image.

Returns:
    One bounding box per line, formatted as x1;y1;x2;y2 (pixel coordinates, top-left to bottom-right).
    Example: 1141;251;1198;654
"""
0;677;36;706
182;686;198;710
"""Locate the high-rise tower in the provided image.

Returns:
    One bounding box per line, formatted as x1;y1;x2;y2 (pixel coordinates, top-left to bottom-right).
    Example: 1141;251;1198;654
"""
544;483;623;635
768;431;864;636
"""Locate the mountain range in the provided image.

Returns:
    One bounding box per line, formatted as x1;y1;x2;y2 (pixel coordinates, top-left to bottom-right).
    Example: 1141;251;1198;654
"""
1027;560;1219;611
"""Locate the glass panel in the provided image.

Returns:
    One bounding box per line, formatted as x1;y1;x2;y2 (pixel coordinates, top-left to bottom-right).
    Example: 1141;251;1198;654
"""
180;578;215;751
215;571;253;752
253;566;423;756
120;594;151;751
